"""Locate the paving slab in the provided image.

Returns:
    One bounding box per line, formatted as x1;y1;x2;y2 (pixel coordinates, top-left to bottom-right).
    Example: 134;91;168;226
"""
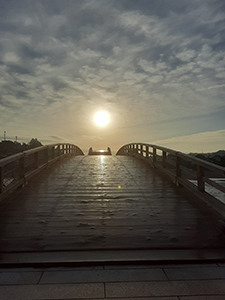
164;267;225;280
106;298;179;300
0;267;44;272
0;283;104;300
0;271;42;285
40;268;167;284
180;296;225;300
105;263;219;269
105;280;225;297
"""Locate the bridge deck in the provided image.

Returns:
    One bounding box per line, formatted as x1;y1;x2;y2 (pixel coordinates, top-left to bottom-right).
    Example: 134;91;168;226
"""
0;156;224;262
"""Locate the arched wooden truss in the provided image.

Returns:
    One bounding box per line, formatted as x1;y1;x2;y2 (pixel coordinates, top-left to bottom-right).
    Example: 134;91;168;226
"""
117;143;225;217
0;143;84;202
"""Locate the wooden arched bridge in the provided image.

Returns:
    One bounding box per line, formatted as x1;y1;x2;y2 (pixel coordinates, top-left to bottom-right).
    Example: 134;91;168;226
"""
0;143;225;265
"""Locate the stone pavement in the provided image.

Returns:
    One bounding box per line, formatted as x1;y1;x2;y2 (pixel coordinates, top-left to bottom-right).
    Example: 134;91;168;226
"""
0;263;225;299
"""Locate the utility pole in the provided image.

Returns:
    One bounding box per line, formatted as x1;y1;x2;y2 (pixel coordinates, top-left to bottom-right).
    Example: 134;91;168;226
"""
4;131;6;141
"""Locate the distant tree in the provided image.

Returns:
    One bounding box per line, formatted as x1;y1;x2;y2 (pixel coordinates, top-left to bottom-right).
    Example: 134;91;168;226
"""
196;154;206;160
28;138;43;149
0;141;16;157
21;142;28;151
221;156;225;167
0;138;43;158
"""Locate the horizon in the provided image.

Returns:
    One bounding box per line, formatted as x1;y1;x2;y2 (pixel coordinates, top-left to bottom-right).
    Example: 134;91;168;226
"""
0;0;225;153
1;134;225;156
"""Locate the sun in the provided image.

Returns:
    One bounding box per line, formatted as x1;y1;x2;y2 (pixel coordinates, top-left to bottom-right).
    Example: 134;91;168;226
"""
94;111;109;126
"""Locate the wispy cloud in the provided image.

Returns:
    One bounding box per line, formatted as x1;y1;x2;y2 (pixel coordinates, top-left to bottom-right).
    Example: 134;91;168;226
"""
196;84;225;91
152;130;225;153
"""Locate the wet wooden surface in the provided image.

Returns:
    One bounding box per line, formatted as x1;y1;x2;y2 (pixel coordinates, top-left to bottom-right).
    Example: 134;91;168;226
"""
0;155;224;253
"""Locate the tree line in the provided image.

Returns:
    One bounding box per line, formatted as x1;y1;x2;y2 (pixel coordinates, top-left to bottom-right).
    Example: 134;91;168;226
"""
0;138;43;159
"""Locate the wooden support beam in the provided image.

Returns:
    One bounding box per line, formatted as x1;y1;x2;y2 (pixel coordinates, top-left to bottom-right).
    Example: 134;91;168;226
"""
140;144;143;156
153;148;157;164
0;166;3;194
146;146;149;158
197;165;205;192
34;152;39;169
19;154;26;187
46;147;49;166
175;155;182;186
162;151;166;168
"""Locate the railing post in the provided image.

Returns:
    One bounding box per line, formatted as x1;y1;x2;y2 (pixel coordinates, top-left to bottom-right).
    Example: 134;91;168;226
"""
19;154;26;186
140;144;143;156
46;146;49;166
34;151;39;169
146;145;149;158
162;151;166;168
54;146;57;158
197;165;205;191
51;146;54;159
0;166;3;194
153;147;156;165
175;154;181;186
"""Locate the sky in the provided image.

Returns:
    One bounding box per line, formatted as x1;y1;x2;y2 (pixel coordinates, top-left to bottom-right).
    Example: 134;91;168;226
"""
0;0;225;154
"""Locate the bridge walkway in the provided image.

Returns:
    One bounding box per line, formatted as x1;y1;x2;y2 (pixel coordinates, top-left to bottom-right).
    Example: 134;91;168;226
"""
0;155;224;263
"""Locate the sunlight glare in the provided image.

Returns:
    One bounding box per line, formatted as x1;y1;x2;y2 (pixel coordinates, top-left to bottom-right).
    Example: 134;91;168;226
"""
94;111;109;126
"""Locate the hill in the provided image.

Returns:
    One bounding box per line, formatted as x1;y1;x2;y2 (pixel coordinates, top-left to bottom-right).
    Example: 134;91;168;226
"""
189;150;225;167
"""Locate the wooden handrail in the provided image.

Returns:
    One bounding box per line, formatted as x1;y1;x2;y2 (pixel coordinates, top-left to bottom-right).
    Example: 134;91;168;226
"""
116;143;225;217
0;143;84;202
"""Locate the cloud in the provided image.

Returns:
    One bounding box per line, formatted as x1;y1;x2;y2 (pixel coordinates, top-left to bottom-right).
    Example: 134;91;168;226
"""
176;49;196;62
0;0;224;151
152;130;225;153
196;84;225;91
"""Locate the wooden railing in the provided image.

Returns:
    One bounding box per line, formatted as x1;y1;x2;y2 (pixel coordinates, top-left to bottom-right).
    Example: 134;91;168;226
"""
117;143;225;217
0;143;84;202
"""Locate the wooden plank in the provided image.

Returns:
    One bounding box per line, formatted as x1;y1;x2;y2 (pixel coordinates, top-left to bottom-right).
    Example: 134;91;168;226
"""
0;156;224;256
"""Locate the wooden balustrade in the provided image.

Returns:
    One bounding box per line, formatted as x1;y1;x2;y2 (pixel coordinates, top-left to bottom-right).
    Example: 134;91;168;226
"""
116;143;225;217
0;143;84;202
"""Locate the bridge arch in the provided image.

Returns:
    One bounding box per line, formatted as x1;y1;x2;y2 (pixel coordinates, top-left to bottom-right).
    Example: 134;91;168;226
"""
117;142;225;217
0;143;84;202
